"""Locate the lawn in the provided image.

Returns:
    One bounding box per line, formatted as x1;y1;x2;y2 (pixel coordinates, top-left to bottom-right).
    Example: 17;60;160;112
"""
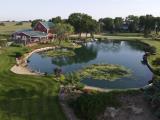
0;46;66;120
0;22;31;35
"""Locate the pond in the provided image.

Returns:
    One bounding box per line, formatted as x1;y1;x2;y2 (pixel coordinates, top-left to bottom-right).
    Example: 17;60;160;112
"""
28;41;153;89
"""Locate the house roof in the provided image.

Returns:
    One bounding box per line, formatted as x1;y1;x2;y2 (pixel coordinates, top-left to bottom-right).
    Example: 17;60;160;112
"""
22;31;47;37
40;21;54;29
14;29;47;37
15;29;32;33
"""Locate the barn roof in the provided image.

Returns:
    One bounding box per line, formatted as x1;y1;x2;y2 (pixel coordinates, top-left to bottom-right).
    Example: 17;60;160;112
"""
40;21;54;29
22;31;47;37
15;29;32;33
14;29;47;37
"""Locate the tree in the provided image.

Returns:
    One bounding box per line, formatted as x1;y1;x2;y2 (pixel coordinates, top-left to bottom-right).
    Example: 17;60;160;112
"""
87;19;99;38
54;23;74;44
99;18;114;32
155;17;160;35
68;13;98;39
80;14;98;38
139;16;146;31
125;15;139;32
68;13;83;35
31;19;43;28
49;16;62;24
114;17;123;32
140;15;155;37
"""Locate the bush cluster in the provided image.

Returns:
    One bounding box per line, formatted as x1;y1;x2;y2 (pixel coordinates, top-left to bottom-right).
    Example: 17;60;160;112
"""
15;22;23;25
69;92;121;120
152;58;160;66
144;78;160;118
0;23;5;26
10;43;23;47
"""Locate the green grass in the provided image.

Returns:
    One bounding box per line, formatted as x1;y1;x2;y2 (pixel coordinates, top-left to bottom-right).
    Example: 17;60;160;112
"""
79;64;131;81
143;40;160;71
0;46;66;120
0;22;31;35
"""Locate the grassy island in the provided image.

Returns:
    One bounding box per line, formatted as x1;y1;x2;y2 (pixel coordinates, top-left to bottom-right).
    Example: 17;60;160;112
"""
79;64;131;81
44;49;76;57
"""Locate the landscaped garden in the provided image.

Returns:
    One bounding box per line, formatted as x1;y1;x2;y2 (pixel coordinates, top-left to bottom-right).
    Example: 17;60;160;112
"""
1;34;160;120
1;13;160;120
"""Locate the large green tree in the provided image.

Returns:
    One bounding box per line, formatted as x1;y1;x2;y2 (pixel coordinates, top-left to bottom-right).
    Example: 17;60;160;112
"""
99;18;114;32
54;23;74;44
114;17;123;32
139;15;155;37
125;15;139;32
68;13;98;39
68;13;83;34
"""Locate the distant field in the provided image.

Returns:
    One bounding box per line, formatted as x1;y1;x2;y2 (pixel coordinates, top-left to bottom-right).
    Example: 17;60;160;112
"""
0;22;31;35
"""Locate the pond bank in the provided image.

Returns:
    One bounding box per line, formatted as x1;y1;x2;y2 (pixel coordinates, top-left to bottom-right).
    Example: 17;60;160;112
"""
10;46;57;75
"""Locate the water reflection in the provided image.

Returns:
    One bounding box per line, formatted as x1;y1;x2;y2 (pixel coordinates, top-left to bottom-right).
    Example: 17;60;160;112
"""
52;43;97;66
28;41;153;89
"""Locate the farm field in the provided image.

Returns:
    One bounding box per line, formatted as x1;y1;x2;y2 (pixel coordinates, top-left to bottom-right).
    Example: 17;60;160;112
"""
0;22;31;35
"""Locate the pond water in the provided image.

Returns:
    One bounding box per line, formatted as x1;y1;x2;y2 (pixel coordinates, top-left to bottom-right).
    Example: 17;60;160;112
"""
28;41;153;89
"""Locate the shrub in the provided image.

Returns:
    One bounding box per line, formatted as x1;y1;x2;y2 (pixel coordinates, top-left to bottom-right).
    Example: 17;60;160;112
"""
14;52;23;58
69;92;121;120
144;77;160;118
0;23;5;26
154;68;160;76
152;58;160;66
10;43;23;47
15;22;23;25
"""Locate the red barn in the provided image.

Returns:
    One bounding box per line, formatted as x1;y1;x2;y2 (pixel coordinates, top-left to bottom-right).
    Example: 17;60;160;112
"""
34;21;54;34
12;21;56;45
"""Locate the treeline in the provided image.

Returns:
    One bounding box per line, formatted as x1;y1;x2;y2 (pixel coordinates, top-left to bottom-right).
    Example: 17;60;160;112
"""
99;15;160;37
31;13;160;38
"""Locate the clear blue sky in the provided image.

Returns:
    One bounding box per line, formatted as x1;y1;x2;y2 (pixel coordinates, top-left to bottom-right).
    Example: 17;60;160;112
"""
0;0;160;21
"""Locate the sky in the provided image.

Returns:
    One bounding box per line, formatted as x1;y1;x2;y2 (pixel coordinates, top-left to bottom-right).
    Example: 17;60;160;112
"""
0;0;160;21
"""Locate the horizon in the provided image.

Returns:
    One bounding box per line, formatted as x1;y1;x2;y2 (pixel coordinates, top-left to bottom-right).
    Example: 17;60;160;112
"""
0;0;160;21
